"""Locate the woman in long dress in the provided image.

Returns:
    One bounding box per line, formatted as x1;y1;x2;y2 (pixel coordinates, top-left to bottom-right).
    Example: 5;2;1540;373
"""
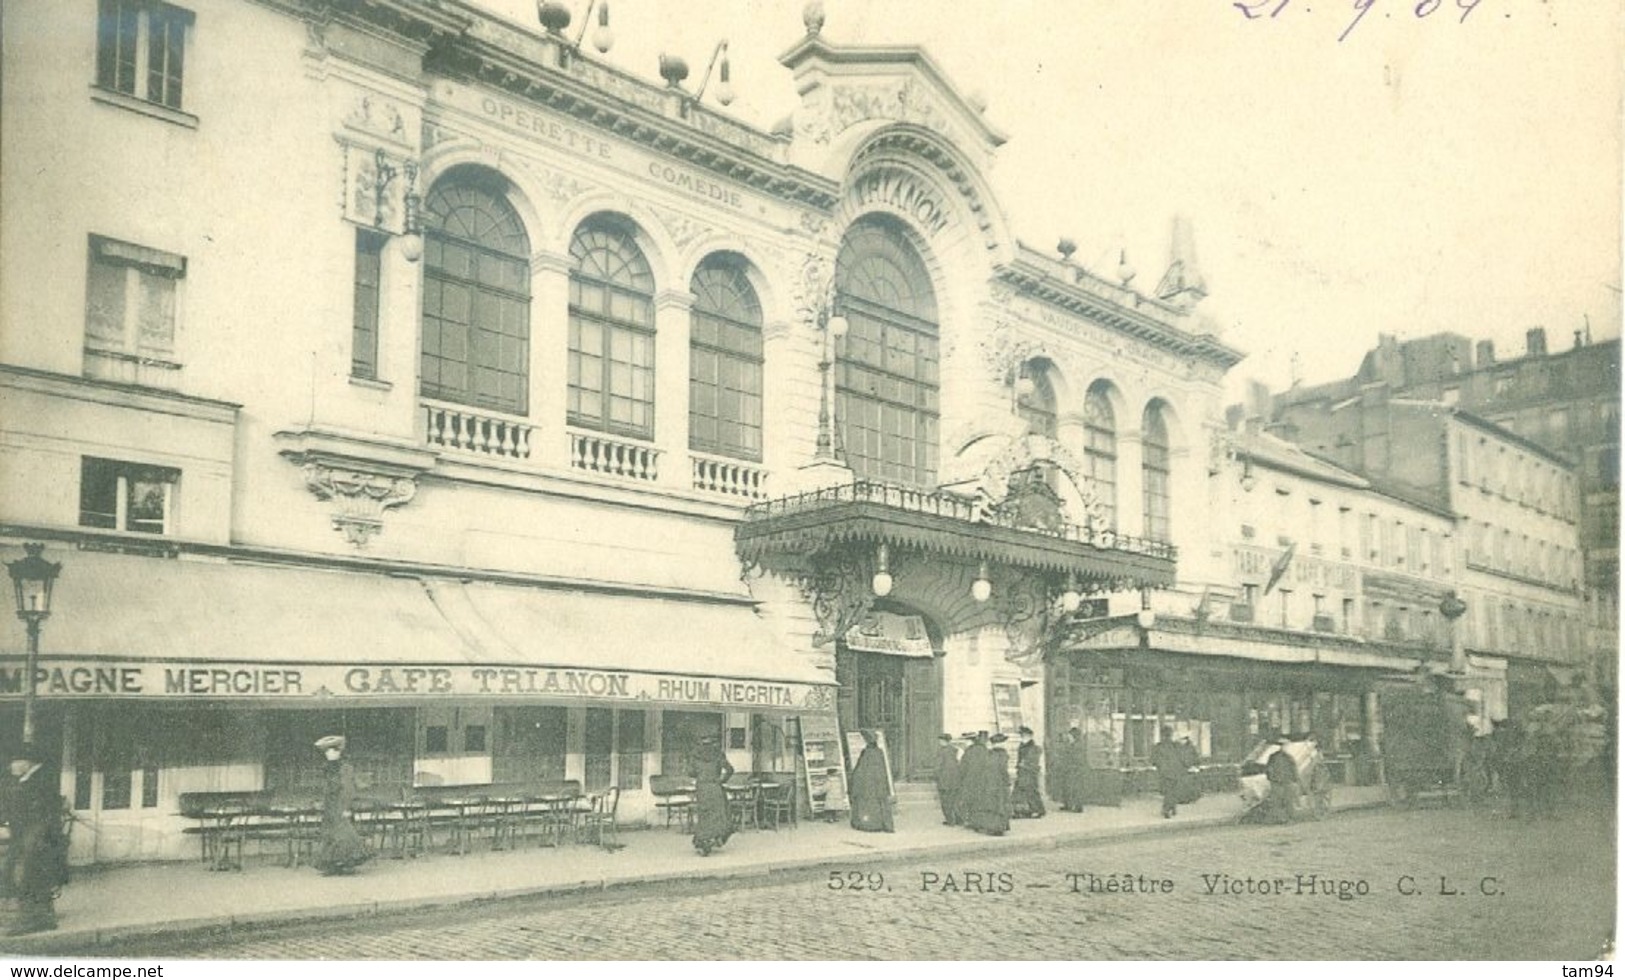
848;731;895;832
1010;727;1046;818
986;734;1013;834
313;736;371;876
690;734;734;856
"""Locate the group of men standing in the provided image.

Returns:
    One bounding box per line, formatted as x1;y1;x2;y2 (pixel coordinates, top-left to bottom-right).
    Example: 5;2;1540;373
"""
933;728;1048;836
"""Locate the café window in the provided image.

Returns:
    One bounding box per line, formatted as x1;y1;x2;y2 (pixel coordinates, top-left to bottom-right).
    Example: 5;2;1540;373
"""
689;255;763;461
834;215;940;488
79;457;179;535
95;0;193;111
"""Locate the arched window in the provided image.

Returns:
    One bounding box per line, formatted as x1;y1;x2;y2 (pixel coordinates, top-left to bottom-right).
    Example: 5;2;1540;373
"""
1141;402;1171;541
689;256;764;461
568;219;655;439
1084;385;1117;529
835;216;939;487
420;176;531;414
1016;360;1057;439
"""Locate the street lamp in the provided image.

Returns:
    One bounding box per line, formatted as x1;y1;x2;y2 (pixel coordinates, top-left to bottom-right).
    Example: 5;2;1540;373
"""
6;543;61;745
1439;590;1468;676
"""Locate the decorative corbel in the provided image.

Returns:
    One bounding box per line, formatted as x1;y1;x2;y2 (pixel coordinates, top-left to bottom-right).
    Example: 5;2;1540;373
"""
301;464;418;547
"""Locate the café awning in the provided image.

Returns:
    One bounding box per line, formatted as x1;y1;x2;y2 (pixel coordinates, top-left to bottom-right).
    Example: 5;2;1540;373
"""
0;547;833;711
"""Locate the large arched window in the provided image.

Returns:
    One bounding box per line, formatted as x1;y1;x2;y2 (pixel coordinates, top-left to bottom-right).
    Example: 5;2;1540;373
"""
689;255;764;461
568;219;655;439
1016;360;1057;439
835;216;940;487
1142;401;1171;542
420;176;531;414
1084;384;1117;529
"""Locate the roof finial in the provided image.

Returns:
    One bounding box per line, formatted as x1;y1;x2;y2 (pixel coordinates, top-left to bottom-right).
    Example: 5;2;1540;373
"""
803;0;826;36
1156;215;1208;310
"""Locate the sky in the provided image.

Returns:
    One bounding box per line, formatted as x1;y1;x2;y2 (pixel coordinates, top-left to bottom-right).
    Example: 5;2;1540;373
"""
475;0;1623;397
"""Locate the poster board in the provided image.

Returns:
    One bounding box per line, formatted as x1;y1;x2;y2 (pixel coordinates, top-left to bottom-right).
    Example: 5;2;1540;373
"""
795;713;849;817
992;682;1025;736
844;729;896;800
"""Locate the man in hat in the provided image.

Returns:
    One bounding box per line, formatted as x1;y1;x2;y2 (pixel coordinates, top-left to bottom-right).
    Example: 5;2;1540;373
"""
934;734;962;826
1151;726;1186;819
1011;726;1046;818
2;745;65;934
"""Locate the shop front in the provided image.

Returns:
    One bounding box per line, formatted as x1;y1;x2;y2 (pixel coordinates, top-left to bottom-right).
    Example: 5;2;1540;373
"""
1050;616;1420;796
0;546;835;864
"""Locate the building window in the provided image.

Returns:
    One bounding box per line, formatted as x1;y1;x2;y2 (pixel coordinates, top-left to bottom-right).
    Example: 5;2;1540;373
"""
95;0;193;110
420;176;531;414
1277;589;1292;628
79;457;178;534
1016;359;1058;438
85;235;185;364
617;710;646;791
835;215;940;487
1361;513;1375;561
569;219;656;438
1141;402;1172;542
689;256;763;461
1083;384;1117;529
1341;597;1355;633
351;229;386;380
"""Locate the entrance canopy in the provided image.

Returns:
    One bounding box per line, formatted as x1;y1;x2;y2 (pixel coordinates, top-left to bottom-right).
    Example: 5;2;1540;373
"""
0;548;834;712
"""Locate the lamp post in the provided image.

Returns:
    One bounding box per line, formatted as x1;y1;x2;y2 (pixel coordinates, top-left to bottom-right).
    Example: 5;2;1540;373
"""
6;544;61;745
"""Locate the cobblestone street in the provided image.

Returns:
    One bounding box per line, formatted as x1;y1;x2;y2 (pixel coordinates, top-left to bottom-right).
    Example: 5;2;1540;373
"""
111;804;1615;961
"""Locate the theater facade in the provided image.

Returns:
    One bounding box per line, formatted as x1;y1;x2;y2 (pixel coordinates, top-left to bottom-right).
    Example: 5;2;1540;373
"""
1;0;1243;862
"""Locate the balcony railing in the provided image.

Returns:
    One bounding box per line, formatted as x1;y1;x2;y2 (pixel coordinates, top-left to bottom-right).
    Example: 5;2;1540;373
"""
424;401;534;460
690;453;768;500
569;429;660;482
742;480;1177;561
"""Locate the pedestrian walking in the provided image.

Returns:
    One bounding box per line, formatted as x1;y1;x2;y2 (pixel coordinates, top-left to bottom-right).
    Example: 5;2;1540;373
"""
1010;727;1045;818
2;744;66;935
934;733;962;826
690;733;734;856
1262;734;1300;824
1151;727;1185;819
848;731;895;832
312;736;371;876
988;733;1014;828
1056;728;1087;812
958;732;1007;836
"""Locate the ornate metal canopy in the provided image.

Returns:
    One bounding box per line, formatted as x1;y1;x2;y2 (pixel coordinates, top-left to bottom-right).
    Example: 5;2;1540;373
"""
736;477;1177;659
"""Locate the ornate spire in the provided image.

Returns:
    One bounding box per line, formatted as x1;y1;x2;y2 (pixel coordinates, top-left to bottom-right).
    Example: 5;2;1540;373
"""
1155;215;1208;310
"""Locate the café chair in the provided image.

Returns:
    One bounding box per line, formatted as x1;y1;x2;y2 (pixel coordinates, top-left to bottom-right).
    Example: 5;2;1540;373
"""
578;786;622;851
649;774;696;831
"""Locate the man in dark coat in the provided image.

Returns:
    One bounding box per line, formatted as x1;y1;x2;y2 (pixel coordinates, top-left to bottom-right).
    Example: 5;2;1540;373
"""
986;734;1013;833
1151;727;1186;819
934;734;962;825
958;731;1003;835
849;731;895;832
1057;728;1087;812
1011;727;1045;818
1263;736;1300;824
2;744;65;935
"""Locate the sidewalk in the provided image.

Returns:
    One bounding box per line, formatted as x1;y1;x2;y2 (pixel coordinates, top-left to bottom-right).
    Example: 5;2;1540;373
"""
6;785;1390;954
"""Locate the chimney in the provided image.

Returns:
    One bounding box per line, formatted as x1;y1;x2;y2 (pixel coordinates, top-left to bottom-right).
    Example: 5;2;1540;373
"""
1526;327;1547;357
1477;339;1496;366
1574;329;1585;351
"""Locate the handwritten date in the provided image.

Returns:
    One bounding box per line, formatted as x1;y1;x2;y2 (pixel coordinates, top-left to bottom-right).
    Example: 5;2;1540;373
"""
1233;0;1485;43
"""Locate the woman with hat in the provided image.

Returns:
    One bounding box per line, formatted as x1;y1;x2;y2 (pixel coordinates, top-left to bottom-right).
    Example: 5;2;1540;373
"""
689;733;734;856
313;736;371;875
987;734;1014;833
1010;726;1046;819
2;744;66;935
848;730;895;832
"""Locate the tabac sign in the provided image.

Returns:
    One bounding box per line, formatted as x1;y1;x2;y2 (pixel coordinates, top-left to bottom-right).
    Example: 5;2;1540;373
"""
0;660;835;712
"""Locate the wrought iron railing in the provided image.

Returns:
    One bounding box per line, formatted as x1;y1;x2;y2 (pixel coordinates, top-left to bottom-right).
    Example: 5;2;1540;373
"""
742;480;1177;561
